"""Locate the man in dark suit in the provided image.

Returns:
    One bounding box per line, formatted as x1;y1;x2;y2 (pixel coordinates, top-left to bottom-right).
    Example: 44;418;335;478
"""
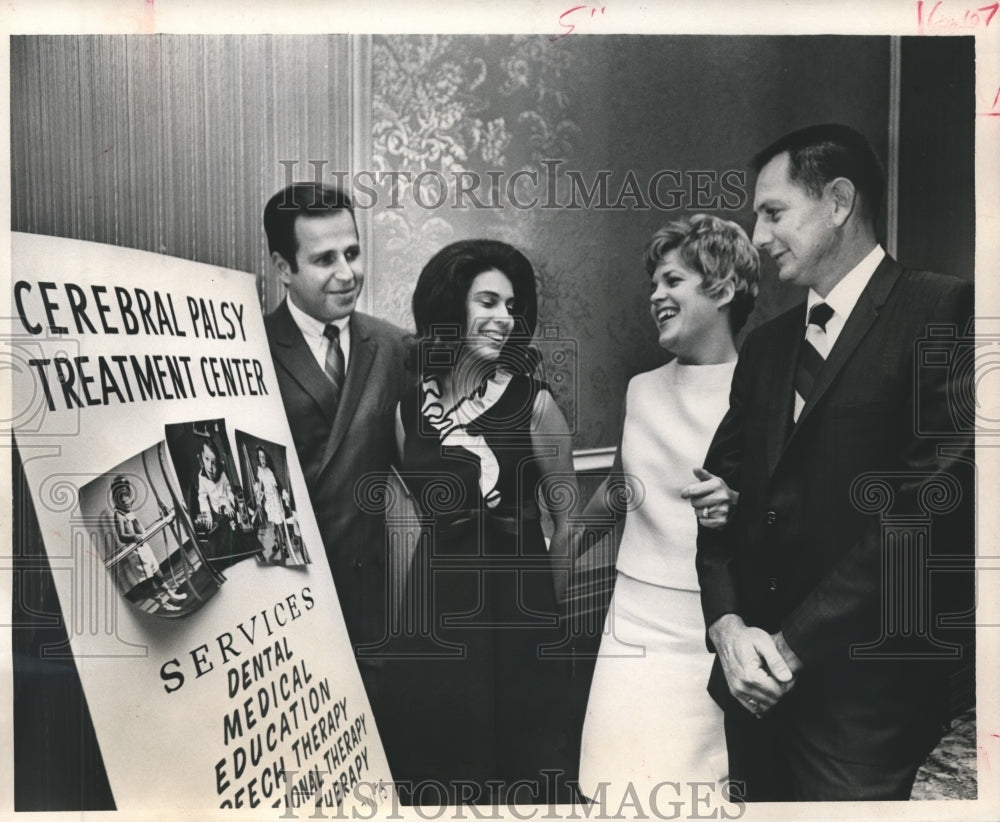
263;183;408;705
696;124;974;801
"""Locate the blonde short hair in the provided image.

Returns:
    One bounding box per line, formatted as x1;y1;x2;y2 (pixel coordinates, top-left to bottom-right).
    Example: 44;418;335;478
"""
643;214;759;332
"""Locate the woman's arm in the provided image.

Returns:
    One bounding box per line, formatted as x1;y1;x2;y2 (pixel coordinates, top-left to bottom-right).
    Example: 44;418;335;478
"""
578;445;625;538
394;401;406;464
573;393;629;558
530;388;577;603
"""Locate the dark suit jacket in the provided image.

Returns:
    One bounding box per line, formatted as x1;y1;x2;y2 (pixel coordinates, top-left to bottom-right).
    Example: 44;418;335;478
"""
265;301;409;651
697;256;974;765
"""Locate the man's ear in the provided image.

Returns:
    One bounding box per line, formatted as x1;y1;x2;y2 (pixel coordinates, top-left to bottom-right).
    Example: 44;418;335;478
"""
271;251;293;285
828;177;857;228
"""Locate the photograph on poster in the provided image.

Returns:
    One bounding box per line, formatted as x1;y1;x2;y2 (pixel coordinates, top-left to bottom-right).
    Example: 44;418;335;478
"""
235;430;311;566
165;418;266;572
76;442;224;618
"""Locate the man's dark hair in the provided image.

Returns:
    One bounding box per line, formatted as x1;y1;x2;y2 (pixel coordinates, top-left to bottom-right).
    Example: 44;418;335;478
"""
263;183;355;272
411;239;539;373
753;124;885;222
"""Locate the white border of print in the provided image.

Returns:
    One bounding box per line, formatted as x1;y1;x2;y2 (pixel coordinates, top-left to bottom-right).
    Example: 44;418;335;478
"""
1;1;997;821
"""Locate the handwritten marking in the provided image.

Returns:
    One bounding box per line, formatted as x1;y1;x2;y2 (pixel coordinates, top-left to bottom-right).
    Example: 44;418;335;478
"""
551;4;607;42
978;86;1000;116
917;1;999;33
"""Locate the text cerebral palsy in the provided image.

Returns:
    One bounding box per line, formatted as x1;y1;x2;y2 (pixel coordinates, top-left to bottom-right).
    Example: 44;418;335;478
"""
13;280;269;408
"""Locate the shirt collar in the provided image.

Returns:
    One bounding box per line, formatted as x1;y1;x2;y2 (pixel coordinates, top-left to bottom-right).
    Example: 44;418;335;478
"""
806;245;885;324
286;298;350;340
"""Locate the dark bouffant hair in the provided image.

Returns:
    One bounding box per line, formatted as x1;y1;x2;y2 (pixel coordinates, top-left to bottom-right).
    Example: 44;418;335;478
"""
411;239;539;374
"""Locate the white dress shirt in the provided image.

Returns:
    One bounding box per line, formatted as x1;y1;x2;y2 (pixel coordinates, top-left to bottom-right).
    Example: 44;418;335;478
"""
286;298;352;374
794;245;885;419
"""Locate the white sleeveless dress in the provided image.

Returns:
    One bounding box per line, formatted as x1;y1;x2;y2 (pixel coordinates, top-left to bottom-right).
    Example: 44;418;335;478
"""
579;360;735;805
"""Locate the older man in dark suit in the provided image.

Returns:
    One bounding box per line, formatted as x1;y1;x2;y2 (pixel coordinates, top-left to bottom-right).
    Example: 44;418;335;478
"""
696;125;974;801
263;183;408;705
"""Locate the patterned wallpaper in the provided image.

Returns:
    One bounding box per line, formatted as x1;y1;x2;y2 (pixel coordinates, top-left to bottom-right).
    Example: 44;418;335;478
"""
367;35;893;450
368;35;581;325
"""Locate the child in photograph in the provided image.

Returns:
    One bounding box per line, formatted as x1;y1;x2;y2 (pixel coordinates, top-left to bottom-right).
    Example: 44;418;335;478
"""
195;439;236;527
253;445;290;561
109;475;188;612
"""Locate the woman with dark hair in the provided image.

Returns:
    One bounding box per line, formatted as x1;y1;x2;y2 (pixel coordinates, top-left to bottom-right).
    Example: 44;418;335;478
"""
382;239;576;806
577;215;759;804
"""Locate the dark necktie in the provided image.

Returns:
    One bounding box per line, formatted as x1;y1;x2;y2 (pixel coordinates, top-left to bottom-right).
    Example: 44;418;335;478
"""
792;301;835;421
323;323;345;402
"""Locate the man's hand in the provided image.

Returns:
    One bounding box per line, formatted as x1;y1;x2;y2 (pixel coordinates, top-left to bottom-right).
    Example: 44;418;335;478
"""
682;468;738;530
709;614;796;717
771;630;804;676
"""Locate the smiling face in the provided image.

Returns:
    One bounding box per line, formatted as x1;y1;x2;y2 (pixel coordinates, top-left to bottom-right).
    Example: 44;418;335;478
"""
649;249;732;364
275;210;363;323
752;152;839;292
463;268;516;364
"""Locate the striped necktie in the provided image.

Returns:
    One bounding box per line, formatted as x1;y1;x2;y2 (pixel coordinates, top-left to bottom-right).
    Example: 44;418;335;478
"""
792;301;834;422
323;323;345;403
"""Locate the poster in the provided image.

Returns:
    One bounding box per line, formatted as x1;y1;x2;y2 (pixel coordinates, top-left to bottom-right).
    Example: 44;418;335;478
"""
9;231;393;813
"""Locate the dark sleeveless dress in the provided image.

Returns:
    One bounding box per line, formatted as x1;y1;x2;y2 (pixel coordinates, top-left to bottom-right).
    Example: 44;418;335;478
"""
379;371;574;805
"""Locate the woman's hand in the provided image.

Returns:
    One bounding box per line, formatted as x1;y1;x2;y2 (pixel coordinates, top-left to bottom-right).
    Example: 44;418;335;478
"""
681;467;738;530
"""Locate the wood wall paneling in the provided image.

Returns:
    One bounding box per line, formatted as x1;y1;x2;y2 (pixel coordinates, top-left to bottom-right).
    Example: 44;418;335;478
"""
10;35;355;313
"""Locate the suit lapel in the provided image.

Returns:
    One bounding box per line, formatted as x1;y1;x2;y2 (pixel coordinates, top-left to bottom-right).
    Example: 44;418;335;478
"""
269;301;340;419
319;312;378;473
765;308;804;479
782;256;903;457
